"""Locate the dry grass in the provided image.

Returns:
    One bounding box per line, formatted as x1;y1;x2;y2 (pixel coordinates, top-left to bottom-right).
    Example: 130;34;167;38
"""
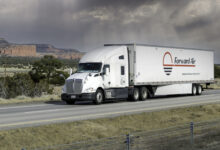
202;78;220;89
0;86;62;105
0;67;30;77
0;67;30;72
0;103;220;150
0;95;60;105
212;78;220;89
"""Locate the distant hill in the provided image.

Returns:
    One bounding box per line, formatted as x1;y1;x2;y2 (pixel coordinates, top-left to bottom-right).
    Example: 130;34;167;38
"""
0;38;83;59
35;44;83;59
35;44;80;53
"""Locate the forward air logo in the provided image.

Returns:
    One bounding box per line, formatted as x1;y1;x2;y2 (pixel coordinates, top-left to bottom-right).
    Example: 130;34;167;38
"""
163;51;196;76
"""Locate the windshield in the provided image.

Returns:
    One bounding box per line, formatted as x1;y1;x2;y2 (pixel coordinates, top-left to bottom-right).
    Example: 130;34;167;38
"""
77;63;102;73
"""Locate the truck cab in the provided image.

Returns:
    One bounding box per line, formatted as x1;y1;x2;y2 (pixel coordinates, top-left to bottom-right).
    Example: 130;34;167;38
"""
61;46;129;104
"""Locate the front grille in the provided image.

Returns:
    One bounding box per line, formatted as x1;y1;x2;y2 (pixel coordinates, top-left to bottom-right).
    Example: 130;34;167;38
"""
74;79;83;94
65;79;83;94
66;79;74;94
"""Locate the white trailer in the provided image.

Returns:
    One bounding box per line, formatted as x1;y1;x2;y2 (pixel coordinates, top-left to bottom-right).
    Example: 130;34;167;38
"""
61;44;214;104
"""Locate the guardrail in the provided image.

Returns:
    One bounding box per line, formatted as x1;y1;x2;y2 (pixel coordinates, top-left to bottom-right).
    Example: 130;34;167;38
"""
22;119;220;150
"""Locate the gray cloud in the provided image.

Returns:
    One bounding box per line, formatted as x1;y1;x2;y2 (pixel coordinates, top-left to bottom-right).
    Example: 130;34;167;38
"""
0;0;219;63
175;18;212;33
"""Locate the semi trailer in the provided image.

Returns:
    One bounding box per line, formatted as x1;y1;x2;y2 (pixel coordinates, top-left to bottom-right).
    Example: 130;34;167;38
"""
61;44;214;104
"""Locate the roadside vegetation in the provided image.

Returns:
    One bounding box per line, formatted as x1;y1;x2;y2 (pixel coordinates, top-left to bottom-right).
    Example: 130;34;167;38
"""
208;65;220;89
0;95;59;104
215;64;220;78
0;56;78;68
0;55;70;101
0;103;220;150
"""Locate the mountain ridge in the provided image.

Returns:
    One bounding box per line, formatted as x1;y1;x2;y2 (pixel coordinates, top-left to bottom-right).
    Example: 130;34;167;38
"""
0;38;83;59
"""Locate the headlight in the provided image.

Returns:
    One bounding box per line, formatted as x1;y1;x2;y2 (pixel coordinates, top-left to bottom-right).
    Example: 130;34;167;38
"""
84;87;95;93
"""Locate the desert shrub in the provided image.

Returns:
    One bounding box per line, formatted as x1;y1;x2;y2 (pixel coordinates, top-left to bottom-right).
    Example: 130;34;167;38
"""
0;73;52;99
50;71;69;85
215;65;220;78
29;55;63;84
29;69;46;83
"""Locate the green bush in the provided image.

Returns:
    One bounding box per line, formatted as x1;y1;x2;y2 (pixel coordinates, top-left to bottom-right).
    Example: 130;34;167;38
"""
50;71;69;85
215;65;220;78
0;73;52;99
29;55;63;84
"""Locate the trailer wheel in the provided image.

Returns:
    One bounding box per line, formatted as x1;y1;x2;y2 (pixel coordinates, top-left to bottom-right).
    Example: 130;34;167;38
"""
192;85;197;96
196;85;202;95
65;100;76;105
93;89;104;104
132;88;140;101
140;87;148;101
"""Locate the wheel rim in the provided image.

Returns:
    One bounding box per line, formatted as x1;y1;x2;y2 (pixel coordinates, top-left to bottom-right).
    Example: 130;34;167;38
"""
134;89;139;100
142;89;147;99
198;86;202;94
96;92;103;103
193;86;197;95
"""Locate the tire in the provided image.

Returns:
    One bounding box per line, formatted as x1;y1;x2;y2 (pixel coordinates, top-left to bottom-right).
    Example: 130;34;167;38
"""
192;85;197;96
93;89;104;104
65;100;75;105
196;85;202;95
140;87;148;101
132;87;140;101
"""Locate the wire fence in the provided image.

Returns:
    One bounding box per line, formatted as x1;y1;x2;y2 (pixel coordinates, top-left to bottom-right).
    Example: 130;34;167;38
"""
23;119;220;150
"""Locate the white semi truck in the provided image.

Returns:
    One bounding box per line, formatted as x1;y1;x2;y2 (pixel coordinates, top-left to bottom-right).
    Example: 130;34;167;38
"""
61;44;214;104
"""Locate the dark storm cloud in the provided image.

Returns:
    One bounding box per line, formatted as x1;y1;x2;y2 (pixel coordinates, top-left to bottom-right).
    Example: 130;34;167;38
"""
175;18;212;33
77;0;155;9
0;0;219;63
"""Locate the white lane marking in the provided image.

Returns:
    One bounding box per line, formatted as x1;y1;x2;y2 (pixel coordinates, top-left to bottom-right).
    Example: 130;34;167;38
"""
24;109;60;114
0;104;48;110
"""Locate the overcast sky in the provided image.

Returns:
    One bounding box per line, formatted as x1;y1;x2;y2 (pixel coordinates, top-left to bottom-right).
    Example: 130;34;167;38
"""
0;0;220;63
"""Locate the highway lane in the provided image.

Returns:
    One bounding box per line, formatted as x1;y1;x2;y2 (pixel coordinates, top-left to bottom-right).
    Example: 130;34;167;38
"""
0;90;220;130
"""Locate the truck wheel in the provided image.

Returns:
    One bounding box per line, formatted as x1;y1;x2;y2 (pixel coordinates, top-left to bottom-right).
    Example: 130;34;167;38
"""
140;87;148;101
196;85;202;95
65;100;75;105
132;88;140;101
192;85;197;96
93;89;104;104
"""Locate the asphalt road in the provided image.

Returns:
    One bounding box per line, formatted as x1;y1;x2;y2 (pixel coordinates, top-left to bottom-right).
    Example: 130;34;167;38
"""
0;90;220;130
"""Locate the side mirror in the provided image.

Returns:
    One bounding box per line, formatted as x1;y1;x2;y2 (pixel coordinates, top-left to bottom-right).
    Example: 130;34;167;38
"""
106;68;110;75
69;68;73;75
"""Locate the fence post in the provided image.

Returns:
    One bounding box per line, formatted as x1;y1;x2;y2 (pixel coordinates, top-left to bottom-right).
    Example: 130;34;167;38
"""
190;122;194;145
126;134;130;150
